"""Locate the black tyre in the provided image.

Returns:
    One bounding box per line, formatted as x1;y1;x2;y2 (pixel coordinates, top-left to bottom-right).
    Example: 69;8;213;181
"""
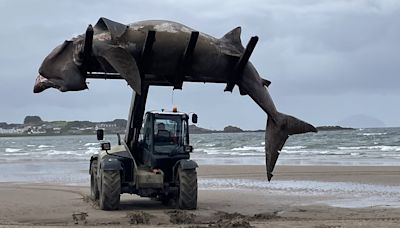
99;170;121;210
90;161;99;200
177;168;198;209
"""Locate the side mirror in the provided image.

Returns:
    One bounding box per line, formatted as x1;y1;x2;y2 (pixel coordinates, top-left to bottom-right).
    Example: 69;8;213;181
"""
96;129;104;141
192;113;198;124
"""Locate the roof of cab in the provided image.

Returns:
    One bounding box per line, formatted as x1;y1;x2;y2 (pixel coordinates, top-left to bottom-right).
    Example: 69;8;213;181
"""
147;110;187;116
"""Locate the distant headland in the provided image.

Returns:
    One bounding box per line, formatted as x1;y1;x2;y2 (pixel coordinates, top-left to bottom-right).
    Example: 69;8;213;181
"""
316;126;355;131
0;116;126;137
189;124;355;134
0;116;352;137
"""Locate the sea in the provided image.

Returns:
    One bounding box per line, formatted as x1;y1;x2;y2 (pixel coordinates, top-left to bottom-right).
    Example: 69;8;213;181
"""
1;128;399;208
1;127;399;184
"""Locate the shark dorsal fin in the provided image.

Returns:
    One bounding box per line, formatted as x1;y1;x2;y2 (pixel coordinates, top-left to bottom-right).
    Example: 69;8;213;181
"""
94;17;128;40
220;27;244;56
222;27;242;46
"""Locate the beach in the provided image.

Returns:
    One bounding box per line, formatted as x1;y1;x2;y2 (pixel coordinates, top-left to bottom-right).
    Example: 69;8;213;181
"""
0;165;399;227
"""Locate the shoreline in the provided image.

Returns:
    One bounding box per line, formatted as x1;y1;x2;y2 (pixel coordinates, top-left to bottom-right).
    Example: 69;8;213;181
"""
1;125;393;137
0;165;399;227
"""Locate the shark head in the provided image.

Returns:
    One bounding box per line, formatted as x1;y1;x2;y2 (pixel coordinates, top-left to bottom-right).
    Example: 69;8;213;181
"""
34;18;142;94
34;39;88;93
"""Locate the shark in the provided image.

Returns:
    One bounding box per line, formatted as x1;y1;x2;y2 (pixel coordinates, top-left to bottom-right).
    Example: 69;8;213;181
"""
34;17;317;181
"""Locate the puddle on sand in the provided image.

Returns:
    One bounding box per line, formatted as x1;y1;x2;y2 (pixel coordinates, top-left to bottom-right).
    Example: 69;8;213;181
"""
199;178;400;208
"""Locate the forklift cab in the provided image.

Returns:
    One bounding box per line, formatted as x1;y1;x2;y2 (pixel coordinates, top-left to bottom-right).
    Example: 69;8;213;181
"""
139;111;193;170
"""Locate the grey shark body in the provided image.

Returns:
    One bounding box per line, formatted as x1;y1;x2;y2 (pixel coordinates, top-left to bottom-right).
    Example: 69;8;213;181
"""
34;18;317;180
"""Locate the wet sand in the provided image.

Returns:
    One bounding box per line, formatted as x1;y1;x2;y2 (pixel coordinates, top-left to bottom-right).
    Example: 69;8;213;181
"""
0;165;399;227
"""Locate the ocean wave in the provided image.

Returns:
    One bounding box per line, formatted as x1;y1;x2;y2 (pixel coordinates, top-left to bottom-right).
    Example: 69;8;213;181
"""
85;147;99;155
195;148;263;156
321;151;350;155
84;142;99;146
338;145;400;151
376;146;400;151
284;146;306;150
350;152;366;156
338;146;363;150
47;150;80;156
231;146;264;152
5;148;22;153
280;149;306;154
197;148;220;155
204;143;216;147
280;150;363;156
4;152;30;156
8;150;92;158
38;145;55;148
358;133;387;136
230;152;262;156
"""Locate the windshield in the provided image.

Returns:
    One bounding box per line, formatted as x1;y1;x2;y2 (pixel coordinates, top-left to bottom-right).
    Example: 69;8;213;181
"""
154;115;187;153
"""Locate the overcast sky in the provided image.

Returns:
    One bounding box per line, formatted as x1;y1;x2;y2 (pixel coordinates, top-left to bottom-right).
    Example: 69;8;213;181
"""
0;0;399;129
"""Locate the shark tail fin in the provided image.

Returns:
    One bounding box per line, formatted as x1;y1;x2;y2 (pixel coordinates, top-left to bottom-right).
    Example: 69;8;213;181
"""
265;113;317;181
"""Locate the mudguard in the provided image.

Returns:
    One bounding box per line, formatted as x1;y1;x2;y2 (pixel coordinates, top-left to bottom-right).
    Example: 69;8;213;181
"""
89;154;99;174
173;159;198;181
175;159;198;171
100;157;123;171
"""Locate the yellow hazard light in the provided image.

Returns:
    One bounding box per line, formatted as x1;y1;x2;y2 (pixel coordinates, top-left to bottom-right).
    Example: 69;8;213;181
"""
172;105;178;112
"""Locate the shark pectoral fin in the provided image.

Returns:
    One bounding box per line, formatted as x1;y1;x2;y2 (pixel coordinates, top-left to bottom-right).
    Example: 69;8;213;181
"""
93;43;141;94
265;114;317;181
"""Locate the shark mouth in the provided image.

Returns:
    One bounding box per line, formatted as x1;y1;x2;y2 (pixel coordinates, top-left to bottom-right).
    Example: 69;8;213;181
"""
33;74;61;93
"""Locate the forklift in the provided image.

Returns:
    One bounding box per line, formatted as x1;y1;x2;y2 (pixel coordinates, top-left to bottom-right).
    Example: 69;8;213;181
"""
90;103;198;210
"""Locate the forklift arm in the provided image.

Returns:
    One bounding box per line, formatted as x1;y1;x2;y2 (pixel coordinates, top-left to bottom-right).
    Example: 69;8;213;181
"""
125;85;149;151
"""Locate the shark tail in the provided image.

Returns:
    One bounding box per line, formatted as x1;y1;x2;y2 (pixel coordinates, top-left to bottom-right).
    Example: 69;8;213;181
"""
265;113;317;181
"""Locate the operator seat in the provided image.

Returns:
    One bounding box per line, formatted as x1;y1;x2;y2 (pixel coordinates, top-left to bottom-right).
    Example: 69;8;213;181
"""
156;129;172;143
157;129;170;138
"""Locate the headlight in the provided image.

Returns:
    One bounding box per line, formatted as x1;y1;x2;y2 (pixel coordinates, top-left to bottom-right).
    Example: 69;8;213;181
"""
184;145;193;153
101;142;111;151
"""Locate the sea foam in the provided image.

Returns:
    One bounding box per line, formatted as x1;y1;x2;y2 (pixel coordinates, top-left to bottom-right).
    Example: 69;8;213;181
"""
5;148;22;153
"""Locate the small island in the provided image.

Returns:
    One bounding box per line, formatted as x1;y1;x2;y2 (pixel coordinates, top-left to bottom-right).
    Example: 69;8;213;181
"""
189;124;263;134
316;126;355;131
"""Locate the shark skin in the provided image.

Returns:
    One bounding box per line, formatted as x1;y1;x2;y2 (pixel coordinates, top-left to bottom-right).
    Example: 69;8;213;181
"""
34;17;317;181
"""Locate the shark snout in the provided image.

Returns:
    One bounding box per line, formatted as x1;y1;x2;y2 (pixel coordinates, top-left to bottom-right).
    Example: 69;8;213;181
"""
33;74;60;93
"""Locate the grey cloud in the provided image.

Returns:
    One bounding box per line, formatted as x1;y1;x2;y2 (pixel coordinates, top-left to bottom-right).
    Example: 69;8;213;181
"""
0;0;399;128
